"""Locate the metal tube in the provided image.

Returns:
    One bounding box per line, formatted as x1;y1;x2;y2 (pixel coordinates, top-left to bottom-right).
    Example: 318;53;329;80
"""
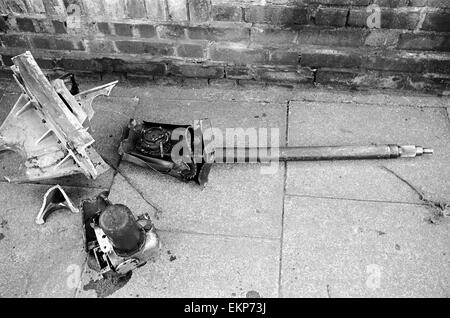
216;145;433;163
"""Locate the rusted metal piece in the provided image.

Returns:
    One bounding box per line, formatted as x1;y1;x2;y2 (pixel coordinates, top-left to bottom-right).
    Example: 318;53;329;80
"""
119;118;433;187
36;185;79;225
0;51;117;182
82;193;160;275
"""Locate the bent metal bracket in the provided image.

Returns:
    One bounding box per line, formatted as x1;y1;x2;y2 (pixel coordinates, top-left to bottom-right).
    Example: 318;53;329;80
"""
0;51;117;182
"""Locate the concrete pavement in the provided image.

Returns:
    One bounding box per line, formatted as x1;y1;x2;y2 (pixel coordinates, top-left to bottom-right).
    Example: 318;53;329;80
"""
0;78;449;297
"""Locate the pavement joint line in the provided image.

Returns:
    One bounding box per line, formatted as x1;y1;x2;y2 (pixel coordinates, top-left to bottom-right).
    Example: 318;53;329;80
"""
157;228;280;242
138;96;286;105
289;98;449;109
118;95;449;110
73;256;89;298
284;193;430;207
277;99;291;298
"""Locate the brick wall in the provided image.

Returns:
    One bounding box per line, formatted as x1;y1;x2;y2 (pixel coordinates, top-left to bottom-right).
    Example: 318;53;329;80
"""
0;0;449;91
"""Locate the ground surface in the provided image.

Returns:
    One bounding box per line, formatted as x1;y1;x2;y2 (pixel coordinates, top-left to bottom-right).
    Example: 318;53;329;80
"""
0;78;449;298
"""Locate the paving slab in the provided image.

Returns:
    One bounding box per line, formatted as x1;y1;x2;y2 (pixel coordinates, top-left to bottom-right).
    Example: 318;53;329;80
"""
0;182;107;297
111;161;284;238
78;230;280;298
281;196;450;298
134;97;287;147
287;101;450;203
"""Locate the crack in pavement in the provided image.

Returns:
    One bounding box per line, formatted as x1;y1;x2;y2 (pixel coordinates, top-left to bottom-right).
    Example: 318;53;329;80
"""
380;166;449;223
100;155;165;219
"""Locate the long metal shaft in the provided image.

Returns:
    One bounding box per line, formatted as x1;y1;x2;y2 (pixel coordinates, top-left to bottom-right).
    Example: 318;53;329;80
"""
216;145;433;163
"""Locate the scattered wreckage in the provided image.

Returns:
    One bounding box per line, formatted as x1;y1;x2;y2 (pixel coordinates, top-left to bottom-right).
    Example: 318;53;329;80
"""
119;119;433;186
0;51;116;182
0;51;434;276
82;192;159;275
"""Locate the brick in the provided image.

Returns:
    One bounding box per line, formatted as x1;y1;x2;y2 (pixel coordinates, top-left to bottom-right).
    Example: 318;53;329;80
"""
225;66;253;79
16;18;35;32
167;0;188;21
136;24;157;38
114;23;134;37
349;8;420;30
34;19;53;33
28;35;84;51
177;43;204;58
126;0;147;18
297;27;368;47
381;9;420;30
212;5;242;22
254;66;314;83
189;0;210;23
397;33;450;51
59;58;102;72
409;0;450;7
303;0;371;5
115;40;174;55
52;20;67;34
270;50;299;65
112;60;167;75
145;0;166;20
364;29;400;48
30;36;52;49
244;5;308;26
54;38;85;51
366;52;426;73
315;68;360;86
348;9;368;28
210;44;269;65
86;39;116;53
158;25;186;39
422;11;450;32
188;27;249;42
251;28;297;47
97;22;111;35
0;16;9;33
315;7;349;27
168;63;224;78
373;0;409;6
0;34;28;47
301;48;363;69
425;57;450;74
35;58;56;69
409;0;427;5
